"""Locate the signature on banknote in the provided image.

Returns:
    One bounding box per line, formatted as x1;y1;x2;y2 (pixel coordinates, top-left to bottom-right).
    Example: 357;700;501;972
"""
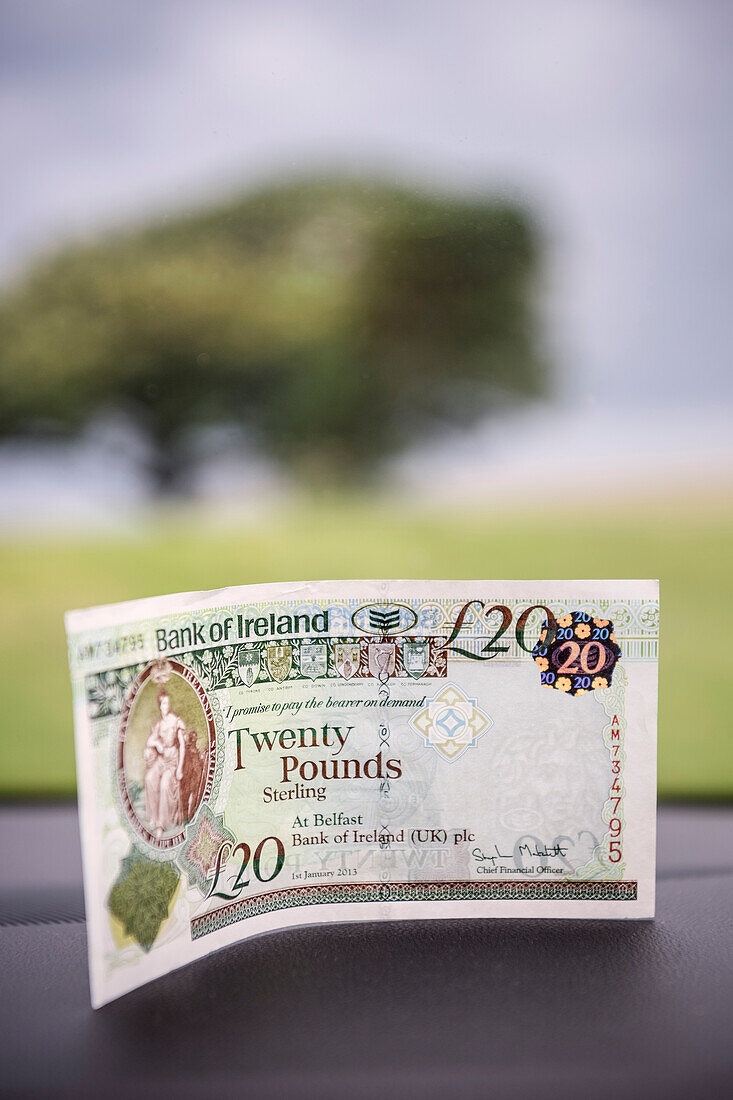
472;842;570;866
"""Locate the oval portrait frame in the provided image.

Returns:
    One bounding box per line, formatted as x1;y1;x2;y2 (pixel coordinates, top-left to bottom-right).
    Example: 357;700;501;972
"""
117;658;216;851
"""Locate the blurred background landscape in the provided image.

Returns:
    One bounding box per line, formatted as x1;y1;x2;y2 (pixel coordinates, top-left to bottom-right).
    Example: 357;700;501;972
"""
1;0;731;798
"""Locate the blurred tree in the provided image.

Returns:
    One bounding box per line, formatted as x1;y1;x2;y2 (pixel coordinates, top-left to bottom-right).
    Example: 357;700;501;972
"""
0;178;545;493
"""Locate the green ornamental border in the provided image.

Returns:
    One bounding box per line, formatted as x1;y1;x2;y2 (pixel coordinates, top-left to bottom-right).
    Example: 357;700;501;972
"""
191;878;638;940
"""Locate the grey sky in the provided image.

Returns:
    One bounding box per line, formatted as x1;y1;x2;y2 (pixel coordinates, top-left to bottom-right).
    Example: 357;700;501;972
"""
2;0;732;412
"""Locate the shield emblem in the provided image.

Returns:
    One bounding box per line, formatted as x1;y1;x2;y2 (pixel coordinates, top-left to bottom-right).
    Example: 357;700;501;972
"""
368;643;396;680
403;640;429;679
238;646;261;687
334;643;360;680
299;642;327;680
266;644;292;683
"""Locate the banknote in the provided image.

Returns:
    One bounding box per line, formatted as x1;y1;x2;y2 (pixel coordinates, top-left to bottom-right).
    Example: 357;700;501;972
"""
66;579;659;1006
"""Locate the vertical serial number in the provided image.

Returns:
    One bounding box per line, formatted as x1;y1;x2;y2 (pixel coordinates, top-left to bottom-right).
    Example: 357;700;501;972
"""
607;714;623;863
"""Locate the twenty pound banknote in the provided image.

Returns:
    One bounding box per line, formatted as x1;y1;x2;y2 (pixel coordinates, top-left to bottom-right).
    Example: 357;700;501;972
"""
66;579;659;1006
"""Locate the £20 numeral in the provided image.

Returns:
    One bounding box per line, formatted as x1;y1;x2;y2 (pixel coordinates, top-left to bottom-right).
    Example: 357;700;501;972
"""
555;640;608;675
206;836;286;900
441;601;558;660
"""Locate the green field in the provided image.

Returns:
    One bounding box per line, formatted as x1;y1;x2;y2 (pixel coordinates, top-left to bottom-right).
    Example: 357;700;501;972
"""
1;496;730;798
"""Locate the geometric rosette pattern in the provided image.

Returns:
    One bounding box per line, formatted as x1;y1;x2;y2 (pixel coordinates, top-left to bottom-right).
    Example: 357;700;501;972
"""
107;849;179;951
178;803;235;893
